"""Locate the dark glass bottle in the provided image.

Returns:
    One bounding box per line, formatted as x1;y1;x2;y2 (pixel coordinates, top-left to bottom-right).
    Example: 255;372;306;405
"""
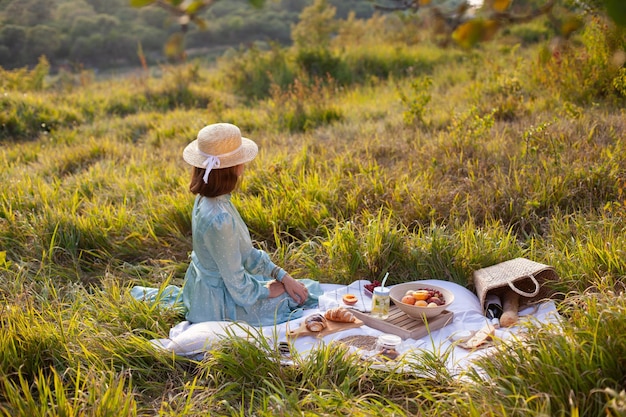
485;294;502;327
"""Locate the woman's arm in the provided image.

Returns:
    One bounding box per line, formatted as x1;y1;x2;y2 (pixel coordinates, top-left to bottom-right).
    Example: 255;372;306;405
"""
241;245;307;304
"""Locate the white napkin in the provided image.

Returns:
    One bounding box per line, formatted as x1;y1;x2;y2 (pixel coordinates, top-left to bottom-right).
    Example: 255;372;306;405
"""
318;280;375;313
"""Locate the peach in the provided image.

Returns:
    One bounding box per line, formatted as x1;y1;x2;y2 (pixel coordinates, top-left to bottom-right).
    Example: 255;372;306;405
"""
342;294;358;306
414;300;428;307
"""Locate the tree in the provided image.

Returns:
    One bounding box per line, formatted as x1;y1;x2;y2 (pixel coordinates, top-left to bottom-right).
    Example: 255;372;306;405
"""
291;0;338;50
54;1;97;28
0;25;26;67
0;46;9;67
67;14;120;39
129;0;266;60
86;0;128;14
24;25;61;65
371;0;625;48
138;5;169;27
129;0;623;56
3;0;54;26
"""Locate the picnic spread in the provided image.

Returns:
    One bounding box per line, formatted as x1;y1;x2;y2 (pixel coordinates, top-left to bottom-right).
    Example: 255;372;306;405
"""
141;269;561;376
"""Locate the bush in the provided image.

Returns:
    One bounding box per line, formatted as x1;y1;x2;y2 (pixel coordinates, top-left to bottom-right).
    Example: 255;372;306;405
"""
505;19;552;45
0;56;50;92
218;44;296;101
339;43;447;84
110;63;215;112
295;47;347;81
533;16;626;104
0;92;82;141
268;77;343;132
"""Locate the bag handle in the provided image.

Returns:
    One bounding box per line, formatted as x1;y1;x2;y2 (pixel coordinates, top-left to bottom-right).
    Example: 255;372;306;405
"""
507;274;540;298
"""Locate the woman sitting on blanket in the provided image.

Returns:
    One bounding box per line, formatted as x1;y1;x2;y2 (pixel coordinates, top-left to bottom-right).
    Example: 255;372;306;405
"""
181;123;322;326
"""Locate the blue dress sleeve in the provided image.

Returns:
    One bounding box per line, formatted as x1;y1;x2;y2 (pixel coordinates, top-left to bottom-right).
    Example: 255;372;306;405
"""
203;211;270;308
242;246;277;277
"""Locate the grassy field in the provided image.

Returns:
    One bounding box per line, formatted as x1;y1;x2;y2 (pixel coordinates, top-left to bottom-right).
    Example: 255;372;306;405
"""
1;11;626;417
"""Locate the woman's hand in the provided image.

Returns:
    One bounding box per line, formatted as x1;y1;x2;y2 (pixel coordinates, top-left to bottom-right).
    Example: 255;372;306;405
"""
281;274;309;305
267;280;286;298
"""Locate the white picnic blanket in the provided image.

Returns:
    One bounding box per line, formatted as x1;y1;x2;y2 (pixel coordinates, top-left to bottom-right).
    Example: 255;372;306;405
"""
151;279;560;375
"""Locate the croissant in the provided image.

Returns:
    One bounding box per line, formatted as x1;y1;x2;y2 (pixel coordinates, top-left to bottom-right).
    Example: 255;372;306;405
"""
305;313;328;332
324;307;356;323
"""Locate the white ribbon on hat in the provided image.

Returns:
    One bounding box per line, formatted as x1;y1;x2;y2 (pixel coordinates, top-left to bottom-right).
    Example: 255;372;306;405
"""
198;146;242;183
199;152;221;183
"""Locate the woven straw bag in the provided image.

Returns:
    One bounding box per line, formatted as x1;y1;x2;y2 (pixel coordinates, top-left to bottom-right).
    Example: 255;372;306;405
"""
473;257;559;309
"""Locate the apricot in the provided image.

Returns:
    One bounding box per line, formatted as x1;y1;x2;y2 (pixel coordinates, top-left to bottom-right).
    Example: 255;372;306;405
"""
414;300;428;307
401;295;416;305
412;290;430;301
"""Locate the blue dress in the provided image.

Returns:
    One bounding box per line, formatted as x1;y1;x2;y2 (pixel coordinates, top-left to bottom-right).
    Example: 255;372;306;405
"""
182;194;321;326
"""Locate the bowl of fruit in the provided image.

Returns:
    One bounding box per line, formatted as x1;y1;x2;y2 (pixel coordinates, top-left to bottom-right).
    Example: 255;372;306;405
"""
389;283;454;320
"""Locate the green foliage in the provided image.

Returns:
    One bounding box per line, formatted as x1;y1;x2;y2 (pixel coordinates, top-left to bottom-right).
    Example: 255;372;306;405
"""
268;77;343;132
600;0;626;27
532;16;626;104
291;0;338;50
613;67;626;97
471;289;626;416
504;19;552;45
315;210;410;282
23;25;61;65
0;0;289;69
295;47;346;80
218;44;296;102
0;368;138;417
143;63;214;110
0;56;50;91
398;76;432;126
0;0;622;72
341;45;437;82
1;0;54;26
483;74;529;121
561;0;626;29
0;92;83;141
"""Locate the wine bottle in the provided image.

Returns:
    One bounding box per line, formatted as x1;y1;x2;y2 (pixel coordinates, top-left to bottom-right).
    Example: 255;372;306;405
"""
485;293;502;327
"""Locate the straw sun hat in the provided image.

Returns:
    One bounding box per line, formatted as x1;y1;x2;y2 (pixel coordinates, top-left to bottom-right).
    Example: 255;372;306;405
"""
183;123;258;182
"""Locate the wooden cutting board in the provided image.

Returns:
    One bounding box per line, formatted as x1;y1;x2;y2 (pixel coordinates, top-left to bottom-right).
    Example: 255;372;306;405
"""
351;306;454;339
287;316;364;339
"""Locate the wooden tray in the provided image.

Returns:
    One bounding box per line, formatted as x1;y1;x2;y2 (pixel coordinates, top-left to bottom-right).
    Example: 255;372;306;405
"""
287;316;364;339
351;306;454;339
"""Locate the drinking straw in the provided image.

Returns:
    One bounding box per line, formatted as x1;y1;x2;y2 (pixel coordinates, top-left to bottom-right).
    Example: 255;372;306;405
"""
381;272;389;289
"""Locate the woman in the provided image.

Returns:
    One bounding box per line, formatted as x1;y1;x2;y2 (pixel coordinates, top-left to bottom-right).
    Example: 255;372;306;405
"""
181;123;321;326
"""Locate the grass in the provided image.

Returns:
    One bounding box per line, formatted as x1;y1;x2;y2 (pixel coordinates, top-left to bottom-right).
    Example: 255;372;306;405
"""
1;11;626;416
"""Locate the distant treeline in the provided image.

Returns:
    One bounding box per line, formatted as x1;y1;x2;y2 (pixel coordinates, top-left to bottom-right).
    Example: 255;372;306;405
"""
0;0;374;71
